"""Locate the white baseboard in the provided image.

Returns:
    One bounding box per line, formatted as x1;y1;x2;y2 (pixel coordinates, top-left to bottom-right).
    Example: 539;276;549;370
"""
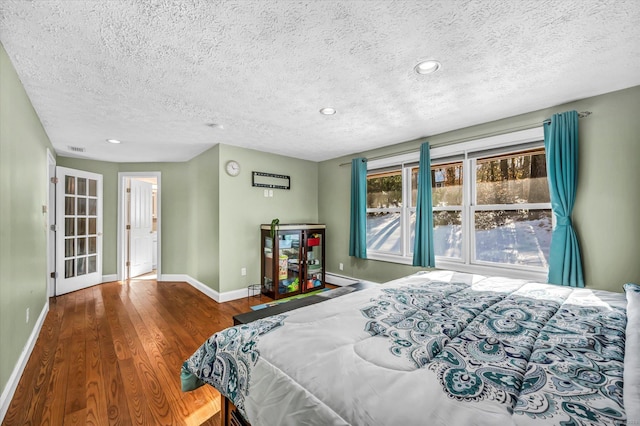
102;274;118;283
325;272;360;286
0;300;49;423
218;287;250;303
159;273;191;283
161;274;392;302
159;274;250;303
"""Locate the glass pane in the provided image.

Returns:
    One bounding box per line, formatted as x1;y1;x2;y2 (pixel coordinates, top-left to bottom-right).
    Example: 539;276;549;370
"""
65;259;74;278
77;198;87;215
88;179;97;196
65;238;75;257
89;237;97;254
77;218;86;235
277;233;300;295
281;233;300;249
88;256;97;273
77;257;86;276
77;178;87;196
65;218;75;236
475;209;552;267
88;199;97;216
410;167;418;207
409;210;415;253
77;238;87;255
476;150;550;205
306;232;322;288
65;176;75;195
434;211;463;258
366;211;401;254
89;218;96;235
432;162;463;206
65;196;75;215
367;169;402;208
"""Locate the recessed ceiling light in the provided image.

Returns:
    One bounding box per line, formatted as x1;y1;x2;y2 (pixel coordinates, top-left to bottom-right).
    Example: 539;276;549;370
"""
320;107;336;115
414;60;441;75
106;139;121;144
206;123;224;129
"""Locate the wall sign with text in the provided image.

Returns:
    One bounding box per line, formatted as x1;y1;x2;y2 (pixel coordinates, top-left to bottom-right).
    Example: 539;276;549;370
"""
252;172;291;190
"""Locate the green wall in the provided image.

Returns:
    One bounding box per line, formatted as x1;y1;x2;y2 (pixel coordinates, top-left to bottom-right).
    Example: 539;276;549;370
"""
0;44;53;398
217;144;319;293
319;86;640;292
189;145;220;291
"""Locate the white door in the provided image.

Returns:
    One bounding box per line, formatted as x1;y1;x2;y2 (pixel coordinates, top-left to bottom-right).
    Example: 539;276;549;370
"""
55;167;103;295
129;179;153;278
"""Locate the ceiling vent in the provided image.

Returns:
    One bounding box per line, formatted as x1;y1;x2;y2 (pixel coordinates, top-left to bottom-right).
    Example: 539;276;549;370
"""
67;146;86;153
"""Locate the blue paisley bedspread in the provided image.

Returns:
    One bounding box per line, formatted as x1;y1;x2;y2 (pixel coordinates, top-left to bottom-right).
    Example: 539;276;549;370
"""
182;271;639;426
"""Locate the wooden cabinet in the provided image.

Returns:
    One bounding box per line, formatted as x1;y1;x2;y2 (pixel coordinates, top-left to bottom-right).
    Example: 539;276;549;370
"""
260;224;325;300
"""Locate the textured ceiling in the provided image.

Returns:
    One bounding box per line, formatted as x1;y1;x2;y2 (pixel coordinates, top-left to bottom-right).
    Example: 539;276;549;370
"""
1;0;639;163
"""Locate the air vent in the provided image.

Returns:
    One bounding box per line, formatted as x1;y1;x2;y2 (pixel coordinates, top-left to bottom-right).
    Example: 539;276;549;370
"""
68;146;85;153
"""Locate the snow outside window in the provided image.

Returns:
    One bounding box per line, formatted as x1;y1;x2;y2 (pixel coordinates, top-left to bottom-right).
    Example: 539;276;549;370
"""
365;128;551;279
471;148;551;270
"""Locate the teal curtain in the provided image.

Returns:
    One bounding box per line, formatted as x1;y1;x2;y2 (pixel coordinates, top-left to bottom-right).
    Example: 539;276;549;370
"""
544;110;584;287
412;142;435;267
349;158;367;258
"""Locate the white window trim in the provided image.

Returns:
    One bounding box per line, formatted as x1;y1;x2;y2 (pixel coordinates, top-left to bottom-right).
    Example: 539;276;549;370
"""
367;251;415;265
366;127;550;280
430;127;544;160
367;128;545;170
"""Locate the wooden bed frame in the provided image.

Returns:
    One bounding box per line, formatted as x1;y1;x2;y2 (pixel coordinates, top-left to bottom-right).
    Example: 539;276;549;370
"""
221;396;250;426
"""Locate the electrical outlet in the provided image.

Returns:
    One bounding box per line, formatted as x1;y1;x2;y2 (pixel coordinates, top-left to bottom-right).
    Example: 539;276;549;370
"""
263;189;268;197
268;189;273;197
26;307;30;324
339;263;344;271
241;267;247;276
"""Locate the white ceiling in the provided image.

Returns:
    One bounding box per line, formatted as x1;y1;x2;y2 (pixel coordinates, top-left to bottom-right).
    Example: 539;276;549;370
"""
1;1;639;163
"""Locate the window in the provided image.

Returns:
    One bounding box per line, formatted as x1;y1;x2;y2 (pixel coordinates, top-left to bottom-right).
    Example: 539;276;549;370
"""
366;165;418;257
365;128;552;278
471;149;551;268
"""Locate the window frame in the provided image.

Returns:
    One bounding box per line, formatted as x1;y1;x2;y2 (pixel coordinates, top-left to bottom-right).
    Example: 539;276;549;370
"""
365;160;418;264
365;127;551;281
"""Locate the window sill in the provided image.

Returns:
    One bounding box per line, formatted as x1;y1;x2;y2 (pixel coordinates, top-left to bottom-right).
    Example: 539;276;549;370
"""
366;252;414;266
435;260;548;282
364;253;548;282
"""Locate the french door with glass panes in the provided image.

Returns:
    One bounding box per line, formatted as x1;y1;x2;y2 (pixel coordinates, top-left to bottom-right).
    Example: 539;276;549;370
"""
55;167;103;295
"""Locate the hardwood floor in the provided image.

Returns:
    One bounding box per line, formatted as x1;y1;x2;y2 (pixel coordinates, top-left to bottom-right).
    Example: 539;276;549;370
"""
3;278;272;426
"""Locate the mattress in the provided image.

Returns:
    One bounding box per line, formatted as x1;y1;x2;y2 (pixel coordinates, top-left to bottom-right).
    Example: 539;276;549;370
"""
182;270;639;425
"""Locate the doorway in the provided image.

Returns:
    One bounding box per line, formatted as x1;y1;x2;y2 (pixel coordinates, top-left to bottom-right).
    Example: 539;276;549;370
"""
117;172;161;281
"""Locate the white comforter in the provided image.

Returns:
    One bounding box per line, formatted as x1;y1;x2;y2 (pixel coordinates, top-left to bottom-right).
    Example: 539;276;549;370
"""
183;271;635;426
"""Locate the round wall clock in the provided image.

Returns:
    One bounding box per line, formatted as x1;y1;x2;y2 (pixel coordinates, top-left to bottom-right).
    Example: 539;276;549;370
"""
225;160;240;176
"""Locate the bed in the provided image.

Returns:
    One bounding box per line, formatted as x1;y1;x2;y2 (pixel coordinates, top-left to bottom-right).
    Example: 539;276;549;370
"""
181;270;640;425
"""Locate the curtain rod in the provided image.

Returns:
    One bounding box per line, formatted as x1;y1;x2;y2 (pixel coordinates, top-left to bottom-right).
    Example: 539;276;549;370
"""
338;111;592;166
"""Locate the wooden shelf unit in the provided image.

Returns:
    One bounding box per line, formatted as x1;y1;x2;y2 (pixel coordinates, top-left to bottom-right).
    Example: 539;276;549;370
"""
260;224;325;300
